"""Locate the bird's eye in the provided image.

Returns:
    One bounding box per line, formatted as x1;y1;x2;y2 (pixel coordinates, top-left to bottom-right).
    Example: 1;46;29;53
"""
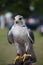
19;18;22;20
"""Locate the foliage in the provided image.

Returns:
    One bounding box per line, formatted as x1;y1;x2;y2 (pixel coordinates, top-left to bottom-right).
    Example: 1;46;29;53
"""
0;0;43;17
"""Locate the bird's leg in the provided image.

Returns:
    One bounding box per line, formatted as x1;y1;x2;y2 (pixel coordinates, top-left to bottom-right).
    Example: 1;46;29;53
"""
13;54;21;64
22;53;32;62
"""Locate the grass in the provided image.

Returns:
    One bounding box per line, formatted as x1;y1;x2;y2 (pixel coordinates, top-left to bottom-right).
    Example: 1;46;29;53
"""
0;28;43;65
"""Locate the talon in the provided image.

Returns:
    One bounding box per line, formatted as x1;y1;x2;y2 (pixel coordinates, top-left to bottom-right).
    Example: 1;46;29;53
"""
13;54;21;64
22;53;32;62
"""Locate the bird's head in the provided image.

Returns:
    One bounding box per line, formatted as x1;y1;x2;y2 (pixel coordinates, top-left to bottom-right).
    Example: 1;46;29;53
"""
14;15;23;24
14;15;26;26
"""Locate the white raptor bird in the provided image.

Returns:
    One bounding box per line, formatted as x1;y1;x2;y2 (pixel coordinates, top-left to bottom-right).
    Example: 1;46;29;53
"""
8;15;36;63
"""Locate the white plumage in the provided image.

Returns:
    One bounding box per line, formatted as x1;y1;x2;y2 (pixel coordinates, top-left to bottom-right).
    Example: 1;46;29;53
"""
8;15;36;63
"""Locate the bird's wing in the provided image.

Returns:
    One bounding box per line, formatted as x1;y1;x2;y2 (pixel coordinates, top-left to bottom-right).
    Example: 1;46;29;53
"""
7;29;14;44
27;29;35;44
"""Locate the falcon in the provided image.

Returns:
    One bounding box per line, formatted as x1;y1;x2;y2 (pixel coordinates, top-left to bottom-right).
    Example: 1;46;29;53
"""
8;15;36;64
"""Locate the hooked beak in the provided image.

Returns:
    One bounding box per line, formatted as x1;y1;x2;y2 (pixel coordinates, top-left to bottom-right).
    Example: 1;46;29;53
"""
15;18;20;23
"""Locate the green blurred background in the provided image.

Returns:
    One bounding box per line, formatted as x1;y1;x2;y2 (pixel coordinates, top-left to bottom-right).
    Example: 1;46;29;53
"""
0;28;43;65
0;0;43;65
0;0;43;17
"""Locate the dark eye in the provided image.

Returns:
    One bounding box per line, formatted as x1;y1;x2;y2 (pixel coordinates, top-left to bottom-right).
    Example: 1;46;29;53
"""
19;18;22;20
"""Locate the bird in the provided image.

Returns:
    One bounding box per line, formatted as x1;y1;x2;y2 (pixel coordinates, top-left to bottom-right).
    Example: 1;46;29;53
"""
8;15;36;64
